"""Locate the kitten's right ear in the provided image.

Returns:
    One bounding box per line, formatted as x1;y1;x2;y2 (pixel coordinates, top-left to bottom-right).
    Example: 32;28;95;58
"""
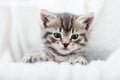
76;12;94;30
40;9;57;28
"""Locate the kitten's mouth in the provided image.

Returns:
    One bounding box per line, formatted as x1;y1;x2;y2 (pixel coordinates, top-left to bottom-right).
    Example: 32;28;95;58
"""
61;48;69;51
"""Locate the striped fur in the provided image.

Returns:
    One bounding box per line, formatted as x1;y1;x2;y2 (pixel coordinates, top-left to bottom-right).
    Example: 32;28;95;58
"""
39;9;94;63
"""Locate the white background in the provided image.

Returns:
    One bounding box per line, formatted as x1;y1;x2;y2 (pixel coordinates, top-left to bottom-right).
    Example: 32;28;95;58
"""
0;0;120;62
0;0;120;80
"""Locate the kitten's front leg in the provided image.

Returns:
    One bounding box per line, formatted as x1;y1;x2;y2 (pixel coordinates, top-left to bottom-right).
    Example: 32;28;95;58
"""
68;56;87;65
22;51;53;63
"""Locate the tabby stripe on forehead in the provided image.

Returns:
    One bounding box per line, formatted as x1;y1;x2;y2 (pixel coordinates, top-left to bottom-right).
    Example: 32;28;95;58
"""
59;27;62;32
70;17;74;33
60;17;64;29
43;32;52;38
60;15;74;32
80;33;88;42
69;16;73;29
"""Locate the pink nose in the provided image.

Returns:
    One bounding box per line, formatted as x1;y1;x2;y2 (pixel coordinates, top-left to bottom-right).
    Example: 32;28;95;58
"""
63;43;69;48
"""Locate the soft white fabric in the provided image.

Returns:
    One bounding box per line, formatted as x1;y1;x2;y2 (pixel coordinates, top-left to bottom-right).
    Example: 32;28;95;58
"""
0;0;120;80
0;48;120;80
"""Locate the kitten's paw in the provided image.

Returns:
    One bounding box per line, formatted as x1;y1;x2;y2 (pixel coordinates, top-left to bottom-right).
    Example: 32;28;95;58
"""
22;55;48;63
21;52;50;63
69;56;87;65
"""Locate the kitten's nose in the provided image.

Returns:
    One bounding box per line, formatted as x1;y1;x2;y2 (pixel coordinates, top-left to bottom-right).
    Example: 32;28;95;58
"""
63;43;69;48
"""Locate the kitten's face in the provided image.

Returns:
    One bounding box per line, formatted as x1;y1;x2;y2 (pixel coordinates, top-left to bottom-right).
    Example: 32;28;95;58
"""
40;9;94;56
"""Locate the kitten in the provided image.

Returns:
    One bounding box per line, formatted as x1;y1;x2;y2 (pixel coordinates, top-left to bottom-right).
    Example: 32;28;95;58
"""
22;9;94;65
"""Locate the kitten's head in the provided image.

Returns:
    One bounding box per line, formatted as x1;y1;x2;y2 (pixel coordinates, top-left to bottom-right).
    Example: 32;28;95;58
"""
40;9;94;56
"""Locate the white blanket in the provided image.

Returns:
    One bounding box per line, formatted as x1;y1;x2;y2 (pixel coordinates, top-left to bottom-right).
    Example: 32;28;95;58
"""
0;0;120;80
0;48;120;80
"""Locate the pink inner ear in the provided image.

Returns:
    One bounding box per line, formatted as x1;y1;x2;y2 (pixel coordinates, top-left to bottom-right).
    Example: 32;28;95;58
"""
40;10;57;28
84;17;94;30
40;10;51;28
40;14;49;28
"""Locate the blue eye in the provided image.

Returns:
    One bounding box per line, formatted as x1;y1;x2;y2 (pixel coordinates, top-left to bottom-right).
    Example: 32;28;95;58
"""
71;34;79;39
54;33;61;38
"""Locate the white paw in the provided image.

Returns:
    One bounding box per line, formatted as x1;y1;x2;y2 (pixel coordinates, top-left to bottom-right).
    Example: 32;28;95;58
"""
21;52;50;63
68;56;87;65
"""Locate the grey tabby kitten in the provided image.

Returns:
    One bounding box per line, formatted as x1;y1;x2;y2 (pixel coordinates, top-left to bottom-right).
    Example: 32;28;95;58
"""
23;9;94;65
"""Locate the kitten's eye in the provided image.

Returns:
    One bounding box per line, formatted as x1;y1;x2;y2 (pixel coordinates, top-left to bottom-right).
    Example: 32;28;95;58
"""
54;33;61;38
71;34;79;39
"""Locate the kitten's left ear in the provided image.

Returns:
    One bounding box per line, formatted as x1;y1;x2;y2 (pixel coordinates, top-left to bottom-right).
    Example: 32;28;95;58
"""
76;12;94;30
40;9;57;28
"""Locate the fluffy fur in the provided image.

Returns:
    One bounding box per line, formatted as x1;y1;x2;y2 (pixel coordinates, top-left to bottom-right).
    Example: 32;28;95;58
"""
22;9;94;65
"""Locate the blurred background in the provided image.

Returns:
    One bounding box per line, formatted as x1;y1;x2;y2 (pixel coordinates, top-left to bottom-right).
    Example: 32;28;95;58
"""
0;0;120;62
